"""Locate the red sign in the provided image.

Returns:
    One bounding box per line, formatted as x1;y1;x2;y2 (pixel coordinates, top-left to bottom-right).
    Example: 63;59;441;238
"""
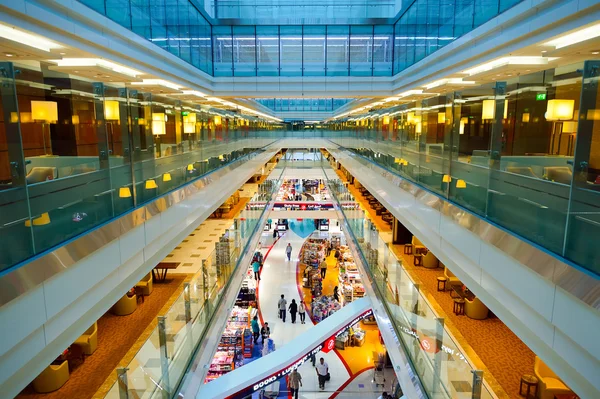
322;336;336;353
418;335;439;354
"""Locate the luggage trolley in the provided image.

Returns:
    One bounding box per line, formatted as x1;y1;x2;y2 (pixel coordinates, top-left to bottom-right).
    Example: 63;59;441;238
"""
373;354;386;387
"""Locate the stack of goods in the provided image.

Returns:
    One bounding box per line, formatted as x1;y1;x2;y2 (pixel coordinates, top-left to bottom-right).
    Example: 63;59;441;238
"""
337;250;365;303
205;351;235;383
311;296;341;323
262;338;275;357
235;285;256;308
243;329;253;358
310;270;322;297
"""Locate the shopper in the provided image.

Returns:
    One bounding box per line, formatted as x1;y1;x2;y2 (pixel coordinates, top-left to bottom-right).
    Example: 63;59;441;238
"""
288;369;302;399
327;240;333;256
273;229;278;239
334;247;341;261
316;357;329;391
251;315;260;344
278;294;287;322
289;299;298;324
286;243;293;261
298;300;306;324
333;286;340;302
320;257;328;279
261;322;270;343
252;259;261;281
377;393;389;399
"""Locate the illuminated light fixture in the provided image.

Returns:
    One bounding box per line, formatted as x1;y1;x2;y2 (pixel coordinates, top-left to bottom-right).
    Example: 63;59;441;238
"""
544;23;600;49
383;97;399;102
424;78;476;90
24;212;51;227
183;112;196;134
71;115;80;125
131;79;181;90
545;99;574;121
187;164;194;171
462;57;555;76
145;179;158;189
503;100;508;119
214;115;222;126
52;58;141;77
482;99;496;120
587;109;600;120
383;115;390;125
562;121;578;133
522;113;530;123
456;179;467;189
152;113;166;135
31;101;58;122
119;187;132;198
10;112;19;123
162;172;172;182
438;113;446;123
415;122;422;134
181;90;206;97
0;23;62;52
459;117;468;134
218;154;224;160
396;89;424;98
442;175;452;183
104;100;120;120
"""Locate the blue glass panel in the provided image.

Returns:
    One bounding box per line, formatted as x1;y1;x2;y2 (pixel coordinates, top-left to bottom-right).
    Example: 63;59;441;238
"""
373;25;393;76
256;26;279;76
350;25;373;77
280;26;302;77
233;26;256;77
303;26;326;77
213;26;233;77
327;26;349;76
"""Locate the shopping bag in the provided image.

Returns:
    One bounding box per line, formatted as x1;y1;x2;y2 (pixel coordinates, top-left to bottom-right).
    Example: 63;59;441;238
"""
326;372;331;381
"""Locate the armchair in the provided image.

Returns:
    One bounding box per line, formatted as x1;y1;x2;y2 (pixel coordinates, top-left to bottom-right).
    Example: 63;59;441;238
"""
111;293;137;316
534;356;573;399
135;272;153;296
411;236;427;254
74;322;98;355
422;251;439;269
444;266;461;288
465;297;489;320
32;360;69;393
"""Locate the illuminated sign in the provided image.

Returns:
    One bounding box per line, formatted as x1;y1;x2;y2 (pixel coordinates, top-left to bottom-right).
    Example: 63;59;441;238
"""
536;93;547;101
226;309;373;399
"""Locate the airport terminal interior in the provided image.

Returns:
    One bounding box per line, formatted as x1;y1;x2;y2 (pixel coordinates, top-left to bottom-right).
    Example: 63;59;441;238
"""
0;0;599;398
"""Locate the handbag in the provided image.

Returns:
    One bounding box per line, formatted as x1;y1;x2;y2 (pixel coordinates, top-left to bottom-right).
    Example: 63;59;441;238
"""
326;372;331;381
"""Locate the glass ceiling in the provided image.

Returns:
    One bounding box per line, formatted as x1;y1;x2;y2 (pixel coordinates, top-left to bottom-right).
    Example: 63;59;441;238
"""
254;98;354;112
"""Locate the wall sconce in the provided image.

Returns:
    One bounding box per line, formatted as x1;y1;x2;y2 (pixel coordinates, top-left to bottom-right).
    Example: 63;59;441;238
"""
503;99;508;119
214;115;222;126
456;179;467;189
442;175;452;183
104;100;120;121
183;112;196;134
545;99;574;121
187;164;194;171
119;187;132;198
145;179;158;189
162;172;172;182
481;99;495;120
459;117;468;134
522;113;530;123
438;113;446;124
383;115;390;125
152;113;166;136
31;100;58;155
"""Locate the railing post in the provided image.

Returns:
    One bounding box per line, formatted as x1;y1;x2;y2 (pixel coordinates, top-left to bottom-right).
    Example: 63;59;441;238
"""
183;282;191;323
471;370;483;399
411;283;420;331
157;316;171;398
116;367;129;399
433;317;445;395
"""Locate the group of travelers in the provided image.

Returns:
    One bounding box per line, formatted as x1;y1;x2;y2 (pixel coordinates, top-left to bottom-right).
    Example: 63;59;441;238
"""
277;294;307;324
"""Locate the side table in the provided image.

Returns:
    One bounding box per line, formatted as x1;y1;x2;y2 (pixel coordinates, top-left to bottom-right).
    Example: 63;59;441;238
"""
404;244;413;255
453;298;465;315
519;374;538;398
437;277;447;291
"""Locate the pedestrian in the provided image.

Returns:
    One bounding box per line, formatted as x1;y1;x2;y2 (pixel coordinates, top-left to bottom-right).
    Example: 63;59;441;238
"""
334;247;341;261
251;315;260;344
310;352;316;367
316;357;329;391
286;243;293;261
377;393;388;399
258;241;263;250
327;240;333;256
261;322;270;343
299;300;306;324
320;257;328;279
333;286;339;302
252;259;261;281
273;229;278;239
288;369;302;399
289;299;298;324
278;294;287;322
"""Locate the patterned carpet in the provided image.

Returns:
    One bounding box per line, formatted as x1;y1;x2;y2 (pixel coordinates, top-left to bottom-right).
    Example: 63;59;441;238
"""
403;256;536;399
17;275;188;399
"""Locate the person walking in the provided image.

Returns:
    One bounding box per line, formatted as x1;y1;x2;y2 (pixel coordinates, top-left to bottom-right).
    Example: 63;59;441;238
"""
260;322;270;343
320;257;328;279
333;286;340;302
273;228;278;239
252;259;261;281
288;369;302;399
289;299;298;324
298;300;306;324
278;294;287;322
286;243;293;261
316;357;329;391
251;315;260;344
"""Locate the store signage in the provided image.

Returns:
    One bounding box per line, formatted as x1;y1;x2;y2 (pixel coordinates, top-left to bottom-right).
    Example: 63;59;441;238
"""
226;308;373;399
536;93;547;101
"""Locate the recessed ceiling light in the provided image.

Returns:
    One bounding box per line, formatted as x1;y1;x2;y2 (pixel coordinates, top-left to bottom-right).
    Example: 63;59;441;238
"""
0;23;62;52
541;50;547;53
545;23;600;49
74;70;79;73
60;52;66;55
592;51;599;55
4;53;14;57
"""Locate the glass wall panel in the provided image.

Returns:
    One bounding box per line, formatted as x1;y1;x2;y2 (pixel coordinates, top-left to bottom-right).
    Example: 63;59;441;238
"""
373;25;393;76
303;26;326;77
256;26;279;76
566;60;600;273
280;26;302;77
350;25;373;76
233;26;256;77
213;26;233;77
327;26;350;76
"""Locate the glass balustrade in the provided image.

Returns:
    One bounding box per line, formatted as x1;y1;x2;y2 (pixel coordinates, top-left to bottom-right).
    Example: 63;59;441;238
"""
0;61;279;272
328;179;494;399
102;176;280;399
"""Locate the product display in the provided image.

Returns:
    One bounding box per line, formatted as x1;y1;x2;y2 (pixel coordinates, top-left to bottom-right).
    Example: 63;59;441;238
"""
311;295;341;322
